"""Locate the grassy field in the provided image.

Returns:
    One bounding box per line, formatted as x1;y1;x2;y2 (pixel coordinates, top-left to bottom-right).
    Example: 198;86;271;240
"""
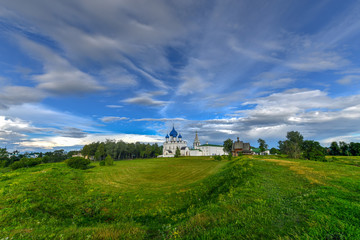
0;155;359;239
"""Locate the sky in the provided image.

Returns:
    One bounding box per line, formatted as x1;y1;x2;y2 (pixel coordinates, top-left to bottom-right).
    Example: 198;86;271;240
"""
1;0;360;152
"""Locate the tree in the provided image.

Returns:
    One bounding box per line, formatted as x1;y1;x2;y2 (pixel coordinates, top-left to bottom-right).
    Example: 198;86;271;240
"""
95;143;105;161
349;142;360;156
270;147;280;155
339;141;349;156
302;140;326;161
257;138;268;153
67;150;80;158
0;148;8;160
175;147;181;158
223;139;233;156
44;149;67;162
145;144;152;158
0;148;9;168
329;142;340;156
279;131;303;158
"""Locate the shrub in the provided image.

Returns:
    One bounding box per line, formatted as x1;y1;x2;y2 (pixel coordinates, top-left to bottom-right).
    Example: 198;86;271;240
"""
104;154;114;166
42;155;51;163
0;160;6;168
175;147;181;158
66;157;90;170
99;160;105;166
10;157;42;170
214;155;222;161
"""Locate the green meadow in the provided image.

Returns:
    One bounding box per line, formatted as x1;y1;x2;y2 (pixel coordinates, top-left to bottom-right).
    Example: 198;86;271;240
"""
0;156;359;239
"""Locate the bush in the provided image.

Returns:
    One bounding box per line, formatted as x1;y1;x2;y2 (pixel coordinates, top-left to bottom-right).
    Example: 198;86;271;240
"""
214;155;222;161
99;160;105;166
42;155;51;163
10;157;42;170
65;157;90;170
104;154;114;166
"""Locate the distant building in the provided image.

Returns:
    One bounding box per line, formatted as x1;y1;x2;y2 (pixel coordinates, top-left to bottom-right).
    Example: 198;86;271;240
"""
162;126;190;157
232;137;252;156
159;127;226;157
251;147;270;155
191;131;226;156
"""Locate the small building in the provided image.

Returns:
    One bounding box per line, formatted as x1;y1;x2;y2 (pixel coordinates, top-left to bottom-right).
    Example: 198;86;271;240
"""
232;137;252;156
251;147;270;155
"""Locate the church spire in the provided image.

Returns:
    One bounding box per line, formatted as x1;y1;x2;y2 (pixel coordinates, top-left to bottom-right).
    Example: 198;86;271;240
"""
193;131;200;148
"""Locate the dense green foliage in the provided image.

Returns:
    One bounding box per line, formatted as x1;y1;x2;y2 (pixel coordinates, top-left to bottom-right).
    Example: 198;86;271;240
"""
279;131;304;158
175;147;180;158
329;141;360;156
223;138;233;155
270;147;280;155
0;148;7;160
1;156;359;239
302;140;326;161
82;140;162;160
65;157;91;169
10;157;43;170
257;138;268;153
104;154;114;166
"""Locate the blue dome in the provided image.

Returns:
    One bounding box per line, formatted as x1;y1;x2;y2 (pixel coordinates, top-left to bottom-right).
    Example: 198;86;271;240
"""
169;126;178;137
165;134;169;138
178;134;182;138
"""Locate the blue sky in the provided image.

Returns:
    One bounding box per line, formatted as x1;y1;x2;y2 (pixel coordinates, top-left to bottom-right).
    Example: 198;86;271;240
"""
1;0;360;152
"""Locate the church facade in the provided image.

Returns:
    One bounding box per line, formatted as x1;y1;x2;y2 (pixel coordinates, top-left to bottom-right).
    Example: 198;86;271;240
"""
162;126;190;157
160;127;226;157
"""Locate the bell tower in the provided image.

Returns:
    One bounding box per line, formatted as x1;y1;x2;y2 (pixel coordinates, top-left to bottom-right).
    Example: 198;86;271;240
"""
193;131;200;149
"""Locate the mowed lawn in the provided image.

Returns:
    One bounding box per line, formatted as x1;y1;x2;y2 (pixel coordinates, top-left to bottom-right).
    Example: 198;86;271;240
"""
0;155;359;239
86;157;226;194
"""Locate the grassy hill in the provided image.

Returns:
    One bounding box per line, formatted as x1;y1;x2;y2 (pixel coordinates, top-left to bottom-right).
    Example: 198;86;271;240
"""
0;155;359;239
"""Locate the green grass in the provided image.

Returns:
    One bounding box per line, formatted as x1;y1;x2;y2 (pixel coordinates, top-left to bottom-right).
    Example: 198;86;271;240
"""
326;155;360;167
0;155;359;239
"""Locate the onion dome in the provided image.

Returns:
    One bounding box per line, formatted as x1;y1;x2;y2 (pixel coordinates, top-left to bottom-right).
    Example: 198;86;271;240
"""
169;126;178;137
178;133;182;139
165;134;169;138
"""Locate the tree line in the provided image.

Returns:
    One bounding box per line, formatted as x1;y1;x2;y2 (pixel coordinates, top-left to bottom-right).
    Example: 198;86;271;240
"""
276;131;360;160
328;141;360;156
0;148;77;168
223;131;360;162
81;140;163;160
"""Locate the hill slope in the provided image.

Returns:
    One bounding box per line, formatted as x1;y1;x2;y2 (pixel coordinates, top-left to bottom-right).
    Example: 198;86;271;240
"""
0;156;359;239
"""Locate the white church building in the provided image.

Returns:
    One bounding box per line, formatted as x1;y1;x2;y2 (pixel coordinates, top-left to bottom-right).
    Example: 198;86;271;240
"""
160;126;226;157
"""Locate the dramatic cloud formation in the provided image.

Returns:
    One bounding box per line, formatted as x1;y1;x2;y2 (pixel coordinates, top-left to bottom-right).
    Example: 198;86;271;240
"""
1;0;360;151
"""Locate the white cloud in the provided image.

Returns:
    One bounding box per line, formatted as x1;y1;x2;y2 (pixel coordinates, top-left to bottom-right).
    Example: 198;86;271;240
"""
100;116;129;123
337;75;360;85
123;92;170;107
101;67;138;87
0;86;46;109
253;77;295;88
0;104;97;131
106;105;123;108
287;52;349;72
17;37;105;95
132;118;186;122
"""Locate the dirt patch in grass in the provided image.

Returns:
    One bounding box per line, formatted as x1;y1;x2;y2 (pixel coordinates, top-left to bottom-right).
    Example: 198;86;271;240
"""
262;159;325;185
